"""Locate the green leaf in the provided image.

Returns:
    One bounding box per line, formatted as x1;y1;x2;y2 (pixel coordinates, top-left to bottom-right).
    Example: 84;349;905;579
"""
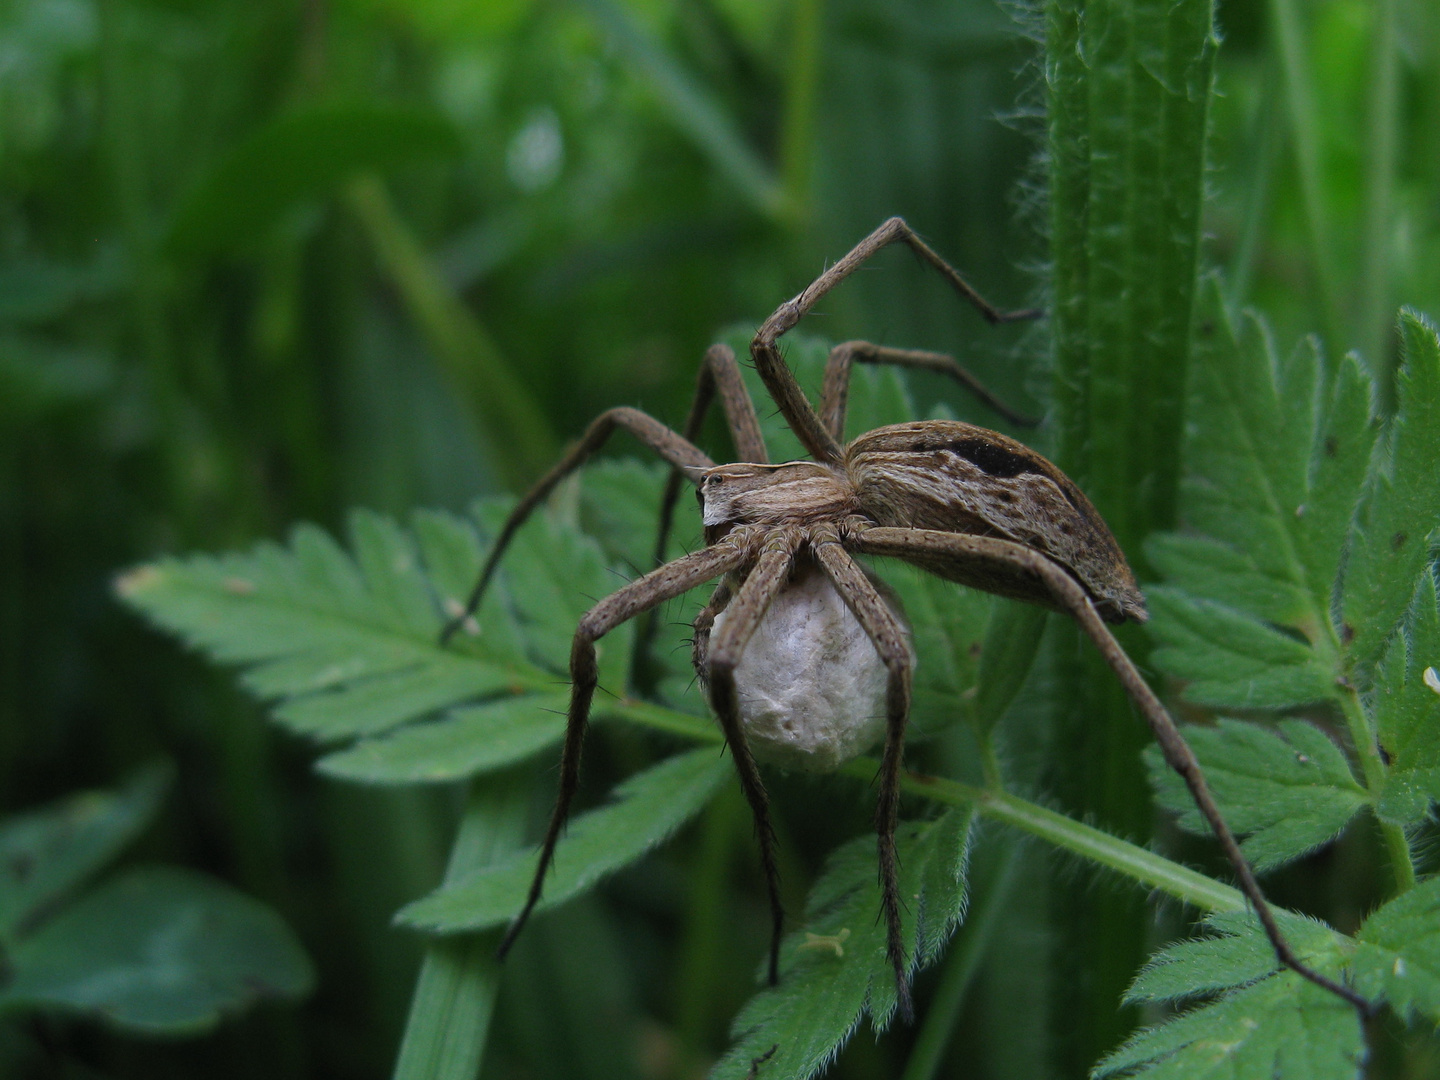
1125;910;1338;1002
469;501;636;692
316;692;571;784
1096;974;1363;1079
118;514;525;744
168;103;461;258
1147;285;1380;710
1351;876;1440;1023
1145;588;1334;710
397;748;728;932
882;559;991;739
0;765;169;941
1373;570;1440;823
1100;912;1362;1079
711;809;975;1080
972;601;1048;733
579;459;675;573
0;867;314;1035
1342;310;1440;679
1145;719;1367;871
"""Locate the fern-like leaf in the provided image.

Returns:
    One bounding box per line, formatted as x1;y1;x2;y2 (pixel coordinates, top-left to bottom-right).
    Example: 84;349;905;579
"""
712;809;975;1080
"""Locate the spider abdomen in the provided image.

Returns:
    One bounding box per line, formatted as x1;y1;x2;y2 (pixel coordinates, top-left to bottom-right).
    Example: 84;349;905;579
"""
846;421;1147;623
702;562;902;772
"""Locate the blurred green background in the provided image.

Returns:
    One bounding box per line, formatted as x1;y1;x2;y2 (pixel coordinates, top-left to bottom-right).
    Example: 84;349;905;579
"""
1;0;1436;1075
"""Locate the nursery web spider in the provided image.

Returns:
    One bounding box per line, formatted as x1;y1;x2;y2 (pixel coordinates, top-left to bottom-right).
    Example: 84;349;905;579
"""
443;217;1366;1020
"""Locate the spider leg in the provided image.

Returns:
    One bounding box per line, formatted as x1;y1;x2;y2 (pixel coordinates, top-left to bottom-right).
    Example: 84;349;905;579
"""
818;341;1039;440
496;538;749;962
441;408;715;645
852;526;1373;1015
810;524;917;1023
689;578;734;682
703;527;803;987
654;343;769;570
751;217;1041;464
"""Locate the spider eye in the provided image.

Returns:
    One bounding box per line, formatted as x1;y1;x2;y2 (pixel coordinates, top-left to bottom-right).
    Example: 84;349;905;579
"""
705;475;721;486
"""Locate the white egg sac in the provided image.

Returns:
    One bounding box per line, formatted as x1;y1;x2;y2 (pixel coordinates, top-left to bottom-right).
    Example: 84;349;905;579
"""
708;564;910;773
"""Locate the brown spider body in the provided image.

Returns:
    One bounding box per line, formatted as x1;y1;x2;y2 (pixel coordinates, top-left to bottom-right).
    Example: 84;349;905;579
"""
701;419;1147;625
846;421;1147;623
449;217;1368;1034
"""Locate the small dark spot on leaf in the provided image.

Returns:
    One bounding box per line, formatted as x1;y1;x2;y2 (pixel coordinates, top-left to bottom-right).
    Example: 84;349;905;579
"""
747;1044;778;1078
968;642;982;658
1392;532;1407;551
1324;435;1339;457
8;853;34;882
1378;743;1393;766
1340;622;1355;645
1200;320;1214;337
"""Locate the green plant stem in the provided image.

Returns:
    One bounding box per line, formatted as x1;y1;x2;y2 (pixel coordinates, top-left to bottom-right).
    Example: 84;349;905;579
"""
392;769;531;1080
900;847;1022;1080
607;698;1247;912
346;176;557;488
884;766;1245;913
1269;0;1343;349
1359;0;1399;396
1336;689;1417;893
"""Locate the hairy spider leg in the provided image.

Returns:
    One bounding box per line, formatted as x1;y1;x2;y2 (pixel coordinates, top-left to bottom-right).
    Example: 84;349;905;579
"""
702;528;805;987
653;343;770;569
810;524;917;1022
852;526;1372;1015
441;407;714;645
689;578;734;677
751;216;1043;465
495;539;750;962
818;341;1040;440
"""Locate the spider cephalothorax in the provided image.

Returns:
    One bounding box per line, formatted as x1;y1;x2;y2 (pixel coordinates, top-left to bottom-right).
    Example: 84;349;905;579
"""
444;216;1366;1024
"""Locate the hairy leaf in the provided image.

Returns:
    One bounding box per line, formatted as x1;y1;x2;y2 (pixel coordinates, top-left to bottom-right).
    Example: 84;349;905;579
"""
0;867;314;1034
1147;283;1378;710
1145;588;1334;709
0;765;169;941
1096;974;1363;1079
711;809;974;1080
117;502;640;752
883;559;991;739
1342;311;1440;678
468;502;636;693
397;748;727;932
1126;910;1337;1002
1100;912;1361;1079
1351;876;1440;1023
1146;719;1366;871
1372;570;1440;823
317;692;571;784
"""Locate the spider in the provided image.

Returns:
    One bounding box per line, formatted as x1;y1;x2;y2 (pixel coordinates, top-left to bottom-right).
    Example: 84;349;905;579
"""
442;217;1365;1021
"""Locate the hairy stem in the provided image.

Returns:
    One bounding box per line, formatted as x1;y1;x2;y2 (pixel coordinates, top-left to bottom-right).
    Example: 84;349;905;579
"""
605;699;1246;912
1337;687;1417;893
